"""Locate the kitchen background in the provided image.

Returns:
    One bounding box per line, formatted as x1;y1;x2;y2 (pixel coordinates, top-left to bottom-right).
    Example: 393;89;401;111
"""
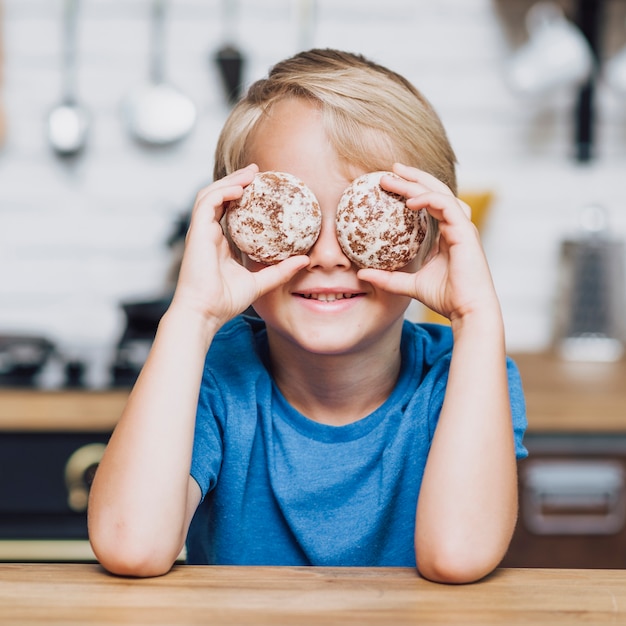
1;0;626;388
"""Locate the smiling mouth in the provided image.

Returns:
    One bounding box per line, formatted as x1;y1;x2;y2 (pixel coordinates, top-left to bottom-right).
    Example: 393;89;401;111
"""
298;293;362;302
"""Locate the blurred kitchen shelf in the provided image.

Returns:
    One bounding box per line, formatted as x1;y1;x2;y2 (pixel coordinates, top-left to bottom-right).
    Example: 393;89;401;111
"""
0;540;96;563
0;390;129;432
512;352;626;433
2;352;626;433
0;540;186;564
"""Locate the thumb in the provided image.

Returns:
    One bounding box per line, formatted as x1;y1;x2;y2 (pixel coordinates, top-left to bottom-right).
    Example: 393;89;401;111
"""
357;267;418;298
253;256;311;298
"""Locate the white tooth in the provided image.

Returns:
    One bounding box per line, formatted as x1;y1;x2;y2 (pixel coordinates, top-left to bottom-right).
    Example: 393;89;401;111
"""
307;293;353;302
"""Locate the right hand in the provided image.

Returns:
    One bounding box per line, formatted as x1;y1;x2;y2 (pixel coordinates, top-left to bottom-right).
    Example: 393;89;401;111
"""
170;164;310;332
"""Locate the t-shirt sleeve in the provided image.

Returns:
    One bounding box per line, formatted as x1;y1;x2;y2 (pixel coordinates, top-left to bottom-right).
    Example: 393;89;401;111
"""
415;323;528;459
507;356;528;459
189;369;225;500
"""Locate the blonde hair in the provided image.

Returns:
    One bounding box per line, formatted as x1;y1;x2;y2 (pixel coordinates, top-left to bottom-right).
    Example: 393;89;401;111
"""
214;49;458;266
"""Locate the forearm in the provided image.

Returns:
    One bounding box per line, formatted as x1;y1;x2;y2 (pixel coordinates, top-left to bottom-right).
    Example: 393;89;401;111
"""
415;308;518;583
88;307;216;576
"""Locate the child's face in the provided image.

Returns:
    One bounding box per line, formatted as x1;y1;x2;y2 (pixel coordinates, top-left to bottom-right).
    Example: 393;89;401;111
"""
244;97;415;356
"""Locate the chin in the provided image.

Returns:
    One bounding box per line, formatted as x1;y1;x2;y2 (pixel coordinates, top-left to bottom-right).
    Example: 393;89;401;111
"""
292;328;359;354
264;320;364;357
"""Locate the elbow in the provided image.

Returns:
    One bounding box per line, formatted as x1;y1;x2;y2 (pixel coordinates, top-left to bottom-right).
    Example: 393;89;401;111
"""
91;544;175;579
417;554;498;585
415;501;518;584
415;538;505;584
89;520;179;578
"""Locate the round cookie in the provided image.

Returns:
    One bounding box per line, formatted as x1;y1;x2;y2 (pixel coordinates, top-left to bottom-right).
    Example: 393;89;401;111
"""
335;171;428;270
226;171;322;264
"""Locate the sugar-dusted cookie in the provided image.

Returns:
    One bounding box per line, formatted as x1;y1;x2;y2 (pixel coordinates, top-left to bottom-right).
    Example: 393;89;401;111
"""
335;171;428;270
226;171;322;264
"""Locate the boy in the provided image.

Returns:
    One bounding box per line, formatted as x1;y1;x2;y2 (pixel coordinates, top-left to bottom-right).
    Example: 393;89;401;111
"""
88;49;527;583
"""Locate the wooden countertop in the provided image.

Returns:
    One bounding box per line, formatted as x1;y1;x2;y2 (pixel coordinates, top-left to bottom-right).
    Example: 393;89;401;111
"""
0;352;625;432
0;388;129;431
513;352;626;433
1;564;625;625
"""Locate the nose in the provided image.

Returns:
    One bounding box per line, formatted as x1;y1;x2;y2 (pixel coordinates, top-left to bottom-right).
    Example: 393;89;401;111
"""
307;214;352;271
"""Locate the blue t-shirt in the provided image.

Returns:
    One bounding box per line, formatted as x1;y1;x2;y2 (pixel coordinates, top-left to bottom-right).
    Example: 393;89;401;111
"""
187;315;527;567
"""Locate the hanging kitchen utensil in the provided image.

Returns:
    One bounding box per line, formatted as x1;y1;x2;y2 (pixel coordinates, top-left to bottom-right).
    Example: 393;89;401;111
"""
123;0;196;146
46;0;89;157
213;0;245;106
553;205;626;362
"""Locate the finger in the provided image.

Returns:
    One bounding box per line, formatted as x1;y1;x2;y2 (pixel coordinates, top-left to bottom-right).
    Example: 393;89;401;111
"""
253;256;311;298
357;267;418;298
380;172;431;200
406;190;470;225
191;175;258;229
391;163;454;195
380;169;459;224
198;164;258;196
186;185;242;243
193;164;259;210
387;164;472;222
458;198;472;220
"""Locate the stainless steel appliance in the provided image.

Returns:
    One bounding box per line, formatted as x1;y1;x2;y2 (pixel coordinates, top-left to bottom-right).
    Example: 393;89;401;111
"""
553;205;626;362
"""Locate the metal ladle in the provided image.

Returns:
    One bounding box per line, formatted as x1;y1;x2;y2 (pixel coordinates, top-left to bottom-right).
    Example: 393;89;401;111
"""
123;0;196;146
47;0;89;157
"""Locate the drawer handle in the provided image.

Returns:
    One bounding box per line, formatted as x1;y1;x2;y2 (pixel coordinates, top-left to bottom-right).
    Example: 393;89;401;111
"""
522;460;626;535
64;443;106;513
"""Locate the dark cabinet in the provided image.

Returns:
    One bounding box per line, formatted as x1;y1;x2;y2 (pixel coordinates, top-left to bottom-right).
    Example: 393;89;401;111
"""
0;431;109;540
503;433;626;568
0;390;126;561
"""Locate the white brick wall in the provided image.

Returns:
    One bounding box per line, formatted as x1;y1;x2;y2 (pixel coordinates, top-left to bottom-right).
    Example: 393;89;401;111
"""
1;0;626;385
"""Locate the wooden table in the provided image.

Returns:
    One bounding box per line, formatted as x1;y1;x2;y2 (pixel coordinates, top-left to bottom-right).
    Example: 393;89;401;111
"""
1;564;626;625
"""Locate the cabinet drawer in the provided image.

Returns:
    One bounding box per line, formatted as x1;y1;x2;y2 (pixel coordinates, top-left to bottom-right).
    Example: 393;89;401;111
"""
503;434;626;569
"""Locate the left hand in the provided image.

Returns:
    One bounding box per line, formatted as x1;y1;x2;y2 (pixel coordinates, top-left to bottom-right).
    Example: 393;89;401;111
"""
357;162;500;323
